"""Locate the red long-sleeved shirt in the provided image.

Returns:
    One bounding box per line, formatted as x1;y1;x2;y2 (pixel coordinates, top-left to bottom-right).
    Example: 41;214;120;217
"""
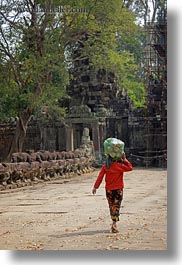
94;159;133;191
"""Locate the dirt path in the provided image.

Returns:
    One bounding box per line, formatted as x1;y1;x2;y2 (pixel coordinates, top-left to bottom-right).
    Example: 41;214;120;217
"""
0;168;167;250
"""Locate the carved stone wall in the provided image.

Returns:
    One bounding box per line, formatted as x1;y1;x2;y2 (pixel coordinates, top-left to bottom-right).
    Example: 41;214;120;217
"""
0;123;15;161
0;121;66;162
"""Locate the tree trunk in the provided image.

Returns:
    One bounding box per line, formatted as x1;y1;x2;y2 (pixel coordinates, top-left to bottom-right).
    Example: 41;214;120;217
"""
6;108;33;162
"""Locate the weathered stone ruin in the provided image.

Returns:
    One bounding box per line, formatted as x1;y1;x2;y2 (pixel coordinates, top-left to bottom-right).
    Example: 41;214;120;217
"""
0;147;95;190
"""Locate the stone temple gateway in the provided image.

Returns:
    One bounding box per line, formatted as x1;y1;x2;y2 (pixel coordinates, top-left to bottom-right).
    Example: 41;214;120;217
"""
63;69;136;164
64;64;118;162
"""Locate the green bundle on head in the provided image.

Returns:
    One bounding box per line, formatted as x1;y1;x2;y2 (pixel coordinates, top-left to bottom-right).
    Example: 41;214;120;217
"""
104;138;125;160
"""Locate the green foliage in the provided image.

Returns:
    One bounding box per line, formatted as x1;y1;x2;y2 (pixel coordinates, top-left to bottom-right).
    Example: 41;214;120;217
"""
115;26;146;108
0;0;70;121
117;26;146;63
123;80;146;108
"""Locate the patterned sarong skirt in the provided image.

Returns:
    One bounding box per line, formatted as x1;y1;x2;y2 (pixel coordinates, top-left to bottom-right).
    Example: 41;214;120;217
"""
106;189;123;222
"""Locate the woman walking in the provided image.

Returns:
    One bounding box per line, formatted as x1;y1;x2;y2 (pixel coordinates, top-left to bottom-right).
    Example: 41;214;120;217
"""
92;152;133;233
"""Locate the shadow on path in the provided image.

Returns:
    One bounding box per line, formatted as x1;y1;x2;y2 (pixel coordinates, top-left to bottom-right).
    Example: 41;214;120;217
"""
48;229;111;238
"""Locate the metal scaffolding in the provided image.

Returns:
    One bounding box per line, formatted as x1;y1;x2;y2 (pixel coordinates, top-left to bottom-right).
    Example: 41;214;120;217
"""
144;5;167;167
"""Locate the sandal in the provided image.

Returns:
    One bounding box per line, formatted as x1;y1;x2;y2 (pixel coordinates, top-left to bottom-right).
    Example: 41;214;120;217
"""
111;223;119;233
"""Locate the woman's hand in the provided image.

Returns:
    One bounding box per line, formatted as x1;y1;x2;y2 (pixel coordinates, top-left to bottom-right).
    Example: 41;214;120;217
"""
92;187;97;195
122;152;126;160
